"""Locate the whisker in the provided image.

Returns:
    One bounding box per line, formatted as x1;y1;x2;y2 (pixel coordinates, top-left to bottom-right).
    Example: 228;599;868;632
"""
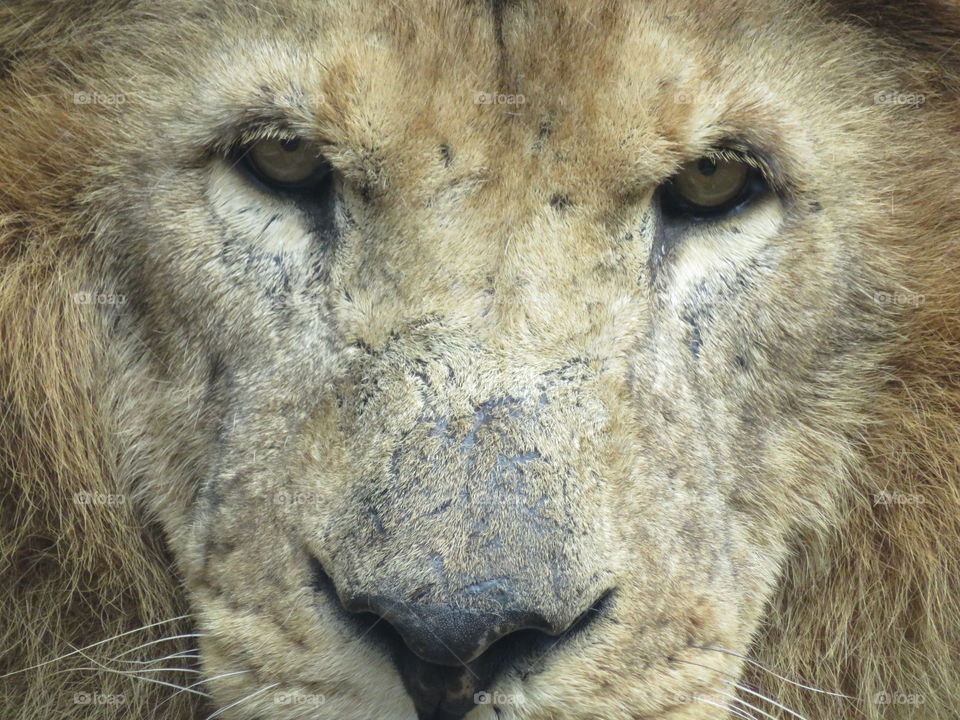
122;667;205;675
109;633;208;660
712;689;779;720
730;681;813;720
674;658;807;720
63;644;212;698
116;649;201;666
692;645;853;699
204;682;281;720
155;669;252;710
49;664;212;698
674;657;749;684
674;657;812;720
0;615;192;679
697;696;757;720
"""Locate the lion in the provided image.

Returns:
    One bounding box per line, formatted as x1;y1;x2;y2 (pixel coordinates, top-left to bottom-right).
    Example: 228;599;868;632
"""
1;0;959;718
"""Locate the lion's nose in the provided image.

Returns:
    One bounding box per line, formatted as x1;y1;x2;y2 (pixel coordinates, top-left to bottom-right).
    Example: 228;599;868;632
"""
344;592;560;665
311;556;613;718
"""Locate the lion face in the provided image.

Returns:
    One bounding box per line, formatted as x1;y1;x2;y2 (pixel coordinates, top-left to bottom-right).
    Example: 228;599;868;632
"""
55;0;947;718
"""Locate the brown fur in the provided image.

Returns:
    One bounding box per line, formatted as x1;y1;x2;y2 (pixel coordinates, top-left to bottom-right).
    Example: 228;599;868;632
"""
1;1;959;719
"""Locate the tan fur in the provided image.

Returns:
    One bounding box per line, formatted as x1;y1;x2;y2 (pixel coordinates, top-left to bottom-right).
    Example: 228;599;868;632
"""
1;1;959;719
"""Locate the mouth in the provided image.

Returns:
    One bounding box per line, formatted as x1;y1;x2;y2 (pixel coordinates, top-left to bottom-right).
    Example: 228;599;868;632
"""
303;556;615;719
393;642;534;719
369;617;542;720
397;663;485;720
363;592;615;720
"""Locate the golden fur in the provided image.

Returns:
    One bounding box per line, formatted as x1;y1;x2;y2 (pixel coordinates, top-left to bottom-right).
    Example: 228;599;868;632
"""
1;1;959;719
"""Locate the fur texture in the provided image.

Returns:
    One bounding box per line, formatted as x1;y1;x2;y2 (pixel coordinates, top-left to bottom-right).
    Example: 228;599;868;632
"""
1;1;959;719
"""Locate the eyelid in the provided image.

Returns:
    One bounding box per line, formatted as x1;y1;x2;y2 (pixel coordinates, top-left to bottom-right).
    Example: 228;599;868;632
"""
210;117;328;157
659;146;772;221
699;148;772;186
701;142;790;196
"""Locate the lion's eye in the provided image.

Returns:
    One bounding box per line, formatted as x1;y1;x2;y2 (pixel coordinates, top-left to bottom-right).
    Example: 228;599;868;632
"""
241;137;331;191
660;155;762;220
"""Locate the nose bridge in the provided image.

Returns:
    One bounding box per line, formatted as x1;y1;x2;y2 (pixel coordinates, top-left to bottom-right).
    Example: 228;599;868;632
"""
341;126;615;358
465;182;612;355
398;149;594;346
326;346;613;621
387;385;573;579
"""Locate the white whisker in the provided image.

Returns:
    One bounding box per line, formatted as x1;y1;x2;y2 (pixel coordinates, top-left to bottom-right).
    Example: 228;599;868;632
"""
117;649;200;665
155;670;251;710
712;689;779;720
697;696;757;720
61;643;211;698
730;681;813;720
0;615;192;679
674;656;815;720
674;656;747;683
109;633;208;660
693;645;853;699
204;682;280;720
50;664;212;698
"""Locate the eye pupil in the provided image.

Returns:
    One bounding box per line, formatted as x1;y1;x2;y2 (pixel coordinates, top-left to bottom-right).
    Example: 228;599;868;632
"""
660;153;761;220
697;158;718;176
239;136;330;191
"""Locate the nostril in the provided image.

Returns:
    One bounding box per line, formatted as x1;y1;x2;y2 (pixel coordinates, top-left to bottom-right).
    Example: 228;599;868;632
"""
309;551;615;658
307;555;386;638
564;587;616;639
308;555;338;600
341;588;614;668
389;591;614;720
306;558;616;720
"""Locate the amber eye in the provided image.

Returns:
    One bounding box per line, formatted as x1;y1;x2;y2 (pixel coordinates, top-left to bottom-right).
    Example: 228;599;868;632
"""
660;155;762;219
241;137;331;191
